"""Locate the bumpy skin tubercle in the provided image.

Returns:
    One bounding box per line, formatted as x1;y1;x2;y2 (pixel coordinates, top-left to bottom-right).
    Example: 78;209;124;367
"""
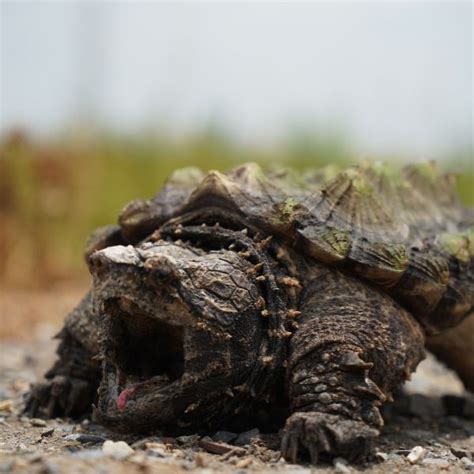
282;269;424;462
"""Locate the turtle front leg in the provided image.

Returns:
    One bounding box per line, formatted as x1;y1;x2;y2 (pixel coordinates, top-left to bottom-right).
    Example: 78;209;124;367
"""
25;292;101;419
282;270;425;463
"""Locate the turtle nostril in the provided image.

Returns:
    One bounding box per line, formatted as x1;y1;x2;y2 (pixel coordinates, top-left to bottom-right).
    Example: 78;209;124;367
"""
88;252;109;278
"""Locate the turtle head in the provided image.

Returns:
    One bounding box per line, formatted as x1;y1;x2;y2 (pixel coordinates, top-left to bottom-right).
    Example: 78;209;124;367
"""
88;241;264;432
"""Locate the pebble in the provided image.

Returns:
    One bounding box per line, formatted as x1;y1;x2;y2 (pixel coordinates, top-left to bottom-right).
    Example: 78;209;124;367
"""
212;431;238;443
194;453;209;468
421;458;450;469
235;457;253;469
461;457;474;470
450;446;471;459
64;433;106;444
146;446;168;458
407;446;426;464
334;457;351;474
30;418;47;427
131;436;163;449
102;440;134;460
41;428;55;438
235;428;260;446
128;452;148;465
74;434;106;444
0;400;13;413
176;434;198;446
375;451;388;462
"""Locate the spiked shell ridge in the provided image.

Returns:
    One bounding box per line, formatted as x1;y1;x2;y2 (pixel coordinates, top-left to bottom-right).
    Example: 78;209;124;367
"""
96;162;473;335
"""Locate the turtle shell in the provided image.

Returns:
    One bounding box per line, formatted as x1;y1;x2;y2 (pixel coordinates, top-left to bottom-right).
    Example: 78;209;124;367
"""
97;162;474;335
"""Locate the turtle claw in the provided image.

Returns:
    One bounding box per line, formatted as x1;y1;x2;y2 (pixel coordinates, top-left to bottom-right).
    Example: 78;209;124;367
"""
281;412;379;464
25;375;95;419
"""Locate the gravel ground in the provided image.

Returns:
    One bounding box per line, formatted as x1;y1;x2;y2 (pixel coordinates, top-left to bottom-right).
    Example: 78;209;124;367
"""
1;291;473;473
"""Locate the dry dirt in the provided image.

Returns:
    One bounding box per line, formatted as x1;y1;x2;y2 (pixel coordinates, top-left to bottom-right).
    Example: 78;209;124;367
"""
1;288;473;473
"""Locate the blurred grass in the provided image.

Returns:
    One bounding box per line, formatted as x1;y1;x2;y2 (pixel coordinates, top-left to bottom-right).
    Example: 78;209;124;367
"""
0;129;472;288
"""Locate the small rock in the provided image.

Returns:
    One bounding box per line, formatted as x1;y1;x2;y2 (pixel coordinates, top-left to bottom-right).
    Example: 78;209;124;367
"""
145;442;167;450
146;447;168;458
128;452;148;465
102;440;134;460
235;428;260;446
131;436;163;449
334;457;351;474
461;457;474;470
235;457;253;469
194;453;209;468
421;458;450;469
63;441;81;450
212;431;238;443
176;434;198;446
30;418;47;427
41;428;55;438
451;447;471;459
375;452;388;462
0;400;13;413
407;446;426;464
74;434;106;444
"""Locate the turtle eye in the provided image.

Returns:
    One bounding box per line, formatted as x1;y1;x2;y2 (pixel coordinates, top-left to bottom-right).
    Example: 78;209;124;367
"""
144;257;180;287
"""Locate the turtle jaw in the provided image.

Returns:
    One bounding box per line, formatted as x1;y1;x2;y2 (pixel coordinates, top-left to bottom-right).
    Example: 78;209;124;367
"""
88;246;201;429
95;295;201;431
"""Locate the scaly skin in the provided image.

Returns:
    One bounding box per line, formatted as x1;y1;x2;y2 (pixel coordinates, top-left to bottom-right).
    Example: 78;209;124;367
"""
25;294;101;418
282;268;424;462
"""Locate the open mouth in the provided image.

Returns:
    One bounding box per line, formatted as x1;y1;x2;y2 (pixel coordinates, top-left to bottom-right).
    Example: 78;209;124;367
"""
103;297;188;411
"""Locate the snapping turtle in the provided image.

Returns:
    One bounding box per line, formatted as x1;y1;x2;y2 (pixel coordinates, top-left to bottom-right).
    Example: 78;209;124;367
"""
26;162;473;462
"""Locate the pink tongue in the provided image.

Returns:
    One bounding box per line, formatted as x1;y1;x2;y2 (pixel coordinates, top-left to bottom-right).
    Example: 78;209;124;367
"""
116;386;137;411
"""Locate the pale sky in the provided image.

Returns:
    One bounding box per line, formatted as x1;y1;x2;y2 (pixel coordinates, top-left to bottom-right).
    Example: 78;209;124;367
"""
1;1;472;158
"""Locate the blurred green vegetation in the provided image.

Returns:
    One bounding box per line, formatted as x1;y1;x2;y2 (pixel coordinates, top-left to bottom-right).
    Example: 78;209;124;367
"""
1;129;472;288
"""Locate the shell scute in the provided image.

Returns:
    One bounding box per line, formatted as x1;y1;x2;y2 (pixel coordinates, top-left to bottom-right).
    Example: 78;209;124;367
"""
298;226;351;264
348;241;409;286
392;250;450;321
118;167;204;240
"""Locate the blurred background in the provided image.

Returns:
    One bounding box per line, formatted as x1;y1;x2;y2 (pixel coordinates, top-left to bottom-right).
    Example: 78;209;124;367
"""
1;1;472;306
